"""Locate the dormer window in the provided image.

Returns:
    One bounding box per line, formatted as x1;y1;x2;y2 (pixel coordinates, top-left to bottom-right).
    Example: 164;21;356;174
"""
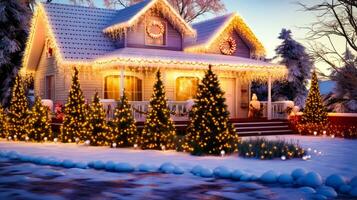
145;19;166;46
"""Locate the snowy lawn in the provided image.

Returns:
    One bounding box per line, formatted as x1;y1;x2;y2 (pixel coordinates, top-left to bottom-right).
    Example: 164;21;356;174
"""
0;135;356;179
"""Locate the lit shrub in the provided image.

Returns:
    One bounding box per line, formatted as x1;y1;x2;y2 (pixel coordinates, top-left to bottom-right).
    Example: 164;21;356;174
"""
237;138;306;160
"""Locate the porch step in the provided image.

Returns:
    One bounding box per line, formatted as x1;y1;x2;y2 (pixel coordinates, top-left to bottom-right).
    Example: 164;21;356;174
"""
234;120;295;137
236;129;294;137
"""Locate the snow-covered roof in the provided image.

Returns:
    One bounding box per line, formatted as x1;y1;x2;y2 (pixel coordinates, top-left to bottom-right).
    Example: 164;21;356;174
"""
192;13;233;46
43;3;118;61
186;13;266;57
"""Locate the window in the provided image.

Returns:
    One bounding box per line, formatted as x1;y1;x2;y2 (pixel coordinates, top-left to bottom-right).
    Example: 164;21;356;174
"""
104;75;142;101
45;75;54;100
176;77;199;101
46;39;53;57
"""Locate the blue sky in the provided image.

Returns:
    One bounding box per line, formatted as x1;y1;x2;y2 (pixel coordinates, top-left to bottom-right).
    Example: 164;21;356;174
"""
43;0;347;75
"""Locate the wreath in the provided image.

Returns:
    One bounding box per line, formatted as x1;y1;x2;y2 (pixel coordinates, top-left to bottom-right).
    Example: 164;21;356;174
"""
219;37;237;55
146;21;165;39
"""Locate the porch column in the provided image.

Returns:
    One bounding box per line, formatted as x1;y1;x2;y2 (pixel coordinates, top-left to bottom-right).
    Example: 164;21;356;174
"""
120;67;124;97
267;74;272;120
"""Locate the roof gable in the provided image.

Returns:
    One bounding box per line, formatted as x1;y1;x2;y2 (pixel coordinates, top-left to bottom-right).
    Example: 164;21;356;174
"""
103;0;196;38
187;13;266;57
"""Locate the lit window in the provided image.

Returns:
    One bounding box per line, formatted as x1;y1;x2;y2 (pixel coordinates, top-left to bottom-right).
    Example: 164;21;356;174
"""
104;75;142;101
176;77;199;101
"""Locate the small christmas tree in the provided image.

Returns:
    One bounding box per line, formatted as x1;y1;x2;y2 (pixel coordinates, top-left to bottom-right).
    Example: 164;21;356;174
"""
26;96;52;142
183;66;238;155
7;75;29;140
140;70;176;150
61;67;90;143
88;92;109;146
0;106;9;138
301;70;328;124
110;91;137;147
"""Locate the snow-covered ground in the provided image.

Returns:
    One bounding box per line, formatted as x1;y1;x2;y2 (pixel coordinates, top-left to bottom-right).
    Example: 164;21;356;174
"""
1;135;357;199
0;135;356;178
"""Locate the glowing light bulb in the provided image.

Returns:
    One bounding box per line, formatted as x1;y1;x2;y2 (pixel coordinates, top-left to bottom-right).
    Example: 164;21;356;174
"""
313;131;317;136
331;135;335;138
281;155;286;160
75;138;80;144
25;136;29;142
161;146;166;151
54;138;58;143
112;143;117;148
133;144;138;149
8;136;12;141
44;137;48;142
220;150;225;157
85;140;90;145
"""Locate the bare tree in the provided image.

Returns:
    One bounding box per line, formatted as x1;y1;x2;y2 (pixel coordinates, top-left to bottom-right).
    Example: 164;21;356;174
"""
300;0;356;74
104;0;225;23
68;0;95;7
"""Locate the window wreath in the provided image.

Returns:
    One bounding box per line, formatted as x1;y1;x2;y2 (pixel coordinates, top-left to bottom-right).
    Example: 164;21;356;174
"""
146;20;165;39
219;37;237;55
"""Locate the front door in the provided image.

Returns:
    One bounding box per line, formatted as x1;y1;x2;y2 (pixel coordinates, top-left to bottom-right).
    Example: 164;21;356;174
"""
220;78;236;118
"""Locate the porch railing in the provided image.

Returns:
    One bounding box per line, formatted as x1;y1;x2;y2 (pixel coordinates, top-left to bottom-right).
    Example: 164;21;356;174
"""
260;101;294;120
100;99;190;122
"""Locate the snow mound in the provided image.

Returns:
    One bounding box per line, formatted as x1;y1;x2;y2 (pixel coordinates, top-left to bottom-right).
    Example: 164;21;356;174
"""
302;172;323;188
260;170;278;183
325;174;346;189
199;168;213;178
316;186;338;198
92;160;105;169
61;159;76;168
191;165;204;175
240;174;252;181
313;194;327;200
159;162;176;174
137;164;157;172
114;162;134;172
350;187;357;197
75;162;88;169
173;166;184;175
338;184;351;194
231;169;244;180
291;168;307;180
299;186;316;194
213;166;231;179
104;161;116;171
278;173;293;184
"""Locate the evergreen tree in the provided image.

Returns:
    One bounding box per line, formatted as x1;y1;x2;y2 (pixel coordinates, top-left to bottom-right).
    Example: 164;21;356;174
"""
183;66;238;155
88;92;109;146
324;48;357;113
7;75;29;140
140;70;176;150
301;70;328;124
26;96;52;142
110;91;137;147
0;106;8;138
274;29;313;107
0;0;29;106
61;67;90;143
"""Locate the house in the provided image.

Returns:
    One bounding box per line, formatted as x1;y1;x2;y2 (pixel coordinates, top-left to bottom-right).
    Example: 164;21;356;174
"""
21;0;287;121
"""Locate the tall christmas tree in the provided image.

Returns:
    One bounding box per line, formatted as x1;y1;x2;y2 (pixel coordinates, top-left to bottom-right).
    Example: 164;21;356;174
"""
110;91;137;147
88;92;109;146
140;70;176;150
301;70;328;124
7;75;29;140
26;96;52;142
0;106;8;138
61;67;90;143
183;66;238;155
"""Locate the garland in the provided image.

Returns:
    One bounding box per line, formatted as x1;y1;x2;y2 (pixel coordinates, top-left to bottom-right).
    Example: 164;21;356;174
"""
219;36;237;55
146;20;165;39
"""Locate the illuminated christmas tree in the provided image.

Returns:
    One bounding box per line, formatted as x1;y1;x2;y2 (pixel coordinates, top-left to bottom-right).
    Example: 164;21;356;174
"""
140;70;176;150
7;75;29;140
0;106;8;138
301;70;328;124
26;96;52;142
88;92;109;146
183;66;238;155
110;91;137;147
61;67;90;143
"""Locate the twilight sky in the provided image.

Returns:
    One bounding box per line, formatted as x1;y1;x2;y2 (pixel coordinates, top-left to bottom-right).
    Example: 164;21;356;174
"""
43;0;347;75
